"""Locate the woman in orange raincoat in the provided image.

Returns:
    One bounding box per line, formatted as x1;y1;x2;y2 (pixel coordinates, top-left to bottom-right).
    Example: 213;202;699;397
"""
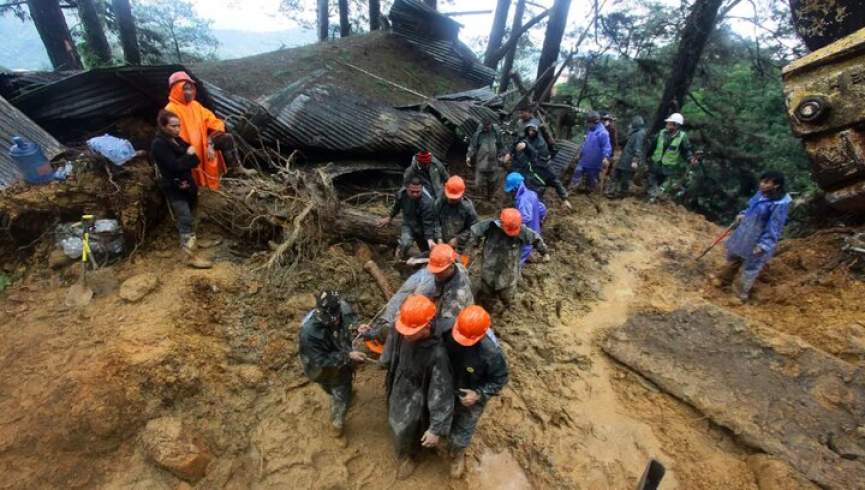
164;71;241;190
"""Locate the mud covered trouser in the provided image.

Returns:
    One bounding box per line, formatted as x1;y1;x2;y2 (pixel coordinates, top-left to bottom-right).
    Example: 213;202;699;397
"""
477;280;515;311
722;253;770;297
611;168;633;194
319;379;352;424
449;401;485;451
212;132;239;167
571;165;601;191
166;188;198;240
398;226;430;256
476;168;500;199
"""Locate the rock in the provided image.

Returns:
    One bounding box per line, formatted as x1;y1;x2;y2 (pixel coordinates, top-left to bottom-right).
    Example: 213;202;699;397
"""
354;243;373;263
49;249;75;270
141;417;211;482
747;454;818;490
120;273;159;302
235;364;266;389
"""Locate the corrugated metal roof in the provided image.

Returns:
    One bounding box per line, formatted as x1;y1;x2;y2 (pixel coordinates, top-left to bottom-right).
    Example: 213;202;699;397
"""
266;85;454;159
399;99;499;139
0;94;65;189
0;71;74;100
389;0;496;85
436;87;497;102
5;64;461;163
549;140;581;178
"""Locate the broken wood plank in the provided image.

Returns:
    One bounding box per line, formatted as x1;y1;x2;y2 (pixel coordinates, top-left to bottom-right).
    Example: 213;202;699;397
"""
602;304;865;489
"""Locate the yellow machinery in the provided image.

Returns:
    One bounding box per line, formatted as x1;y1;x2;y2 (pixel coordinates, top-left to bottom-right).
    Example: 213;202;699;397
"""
783;23;865;212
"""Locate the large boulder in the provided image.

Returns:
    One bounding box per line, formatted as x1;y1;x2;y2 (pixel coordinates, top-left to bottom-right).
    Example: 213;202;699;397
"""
141;417;211;482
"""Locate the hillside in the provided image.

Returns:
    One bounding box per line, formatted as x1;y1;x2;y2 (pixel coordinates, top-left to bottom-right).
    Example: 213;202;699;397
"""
192;31;481;106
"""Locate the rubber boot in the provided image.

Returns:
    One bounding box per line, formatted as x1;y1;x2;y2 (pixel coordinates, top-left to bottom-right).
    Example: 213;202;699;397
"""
450;450;466;479
396;457;418;480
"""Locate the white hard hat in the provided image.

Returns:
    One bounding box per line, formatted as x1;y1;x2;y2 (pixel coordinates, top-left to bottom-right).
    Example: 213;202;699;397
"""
665;113;684;125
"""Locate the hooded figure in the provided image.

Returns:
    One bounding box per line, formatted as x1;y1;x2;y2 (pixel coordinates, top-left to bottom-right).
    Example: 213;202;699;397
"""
607;115;647;198
571;111;612;192
164;71;231;190
504;173;547;264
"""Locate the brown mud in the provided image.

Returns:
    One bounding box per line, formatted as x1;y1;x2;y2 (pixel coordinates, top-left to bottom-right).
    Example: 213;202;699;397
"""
1;193;861;489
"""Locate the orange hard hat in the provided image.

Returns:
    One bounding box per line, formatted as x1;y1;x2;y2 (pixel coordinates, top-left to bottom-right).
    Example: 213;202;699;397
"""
428;243;457;273
365;339;384;354
395;294;437;336
168;71;196;88
500;208;522;237
444;176;466;199
453;305;491;346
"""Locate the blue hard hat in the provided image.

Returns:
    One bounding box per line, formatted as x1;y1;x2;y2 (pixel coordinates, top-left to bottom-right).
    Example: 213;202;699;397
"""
504;172;524;192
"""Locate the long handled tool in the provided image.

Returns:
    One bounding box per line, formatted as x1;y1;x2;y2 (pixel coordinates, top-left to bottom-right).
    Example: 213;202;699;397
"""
65;214;96;307
695;222;736;261
635;459;665;490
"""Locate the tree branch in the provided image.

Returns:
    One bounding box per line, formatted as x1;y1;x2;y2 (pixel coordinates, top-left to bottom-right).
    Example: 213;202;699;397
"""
486;8;551;65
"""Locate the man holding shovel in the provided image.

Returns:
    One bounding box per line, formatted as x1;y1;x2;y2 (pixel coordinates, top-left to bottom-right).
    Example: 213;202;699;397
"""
716;171;791;302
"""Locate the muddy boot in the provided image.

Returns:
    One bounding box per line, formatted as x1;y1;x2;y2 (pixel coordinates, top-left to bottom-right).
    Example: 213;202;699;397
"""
182;235;213;269
396;456;418;480
196;237;223;249
715;259;742;289
450;450;466;479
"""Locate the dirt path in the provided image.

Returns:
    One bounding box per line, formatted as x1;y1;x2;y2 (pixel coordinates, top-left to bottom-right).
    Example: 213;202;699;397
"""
2;197;830;489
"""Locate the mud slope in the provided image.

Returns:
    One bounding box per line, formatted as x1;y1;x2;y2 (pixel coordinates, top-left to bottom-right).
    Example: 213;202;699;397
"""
1;195;855;489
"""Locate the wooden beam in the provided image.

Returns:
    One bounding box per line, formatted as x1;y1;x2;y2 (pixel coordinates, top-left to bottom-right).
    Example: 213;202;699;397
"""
442;9;493;16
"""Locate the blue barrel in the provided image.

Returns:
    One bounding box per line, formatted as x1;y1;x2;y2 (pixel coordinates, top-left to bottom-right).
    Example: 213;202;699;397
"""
9;136;54;185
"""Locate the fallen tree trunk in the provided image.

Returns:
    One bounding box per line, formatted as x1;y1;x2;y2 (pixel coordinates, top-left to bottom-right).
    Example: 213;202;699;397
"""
330;208;399;245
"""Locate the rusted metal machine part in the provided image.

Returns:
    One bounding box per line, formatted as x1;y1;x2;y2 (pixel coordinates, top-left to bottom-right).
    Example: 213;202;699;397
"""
783;26;865;212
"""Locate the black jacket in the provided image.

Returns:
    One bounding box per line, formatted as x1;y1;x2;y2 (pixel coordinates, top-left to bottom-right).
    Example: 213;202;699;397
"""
151;133;199;192
298;301;357;385
445;334;509;403
390;187;437;242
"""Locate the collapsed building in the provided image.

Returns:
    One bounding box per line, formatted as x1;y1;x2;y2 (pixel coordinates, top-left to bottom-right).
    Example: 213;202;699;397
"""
0;0;579;249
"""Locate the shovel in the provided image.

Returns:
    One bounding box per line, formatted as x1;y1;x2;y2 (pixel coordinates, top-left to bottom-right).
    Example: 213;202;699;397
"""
694;221;737;262
65;215;96;307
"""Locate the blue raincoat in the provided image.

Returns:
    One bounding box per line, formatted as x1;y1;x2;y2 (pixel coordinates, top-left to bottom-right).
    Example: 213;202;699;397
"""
514;183;546;263
576;123;612;170
725;191;791;293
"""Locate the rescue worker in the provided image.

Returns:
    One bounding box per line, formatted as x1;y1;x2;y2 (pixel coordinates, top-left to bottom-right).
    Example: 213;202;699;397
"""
150;110;212;269
445;305;509;478
647;112;698;201
607;115;647;198
298;291;368;441
571;111;612;193
435;176;479;252
164;71;252;191
404;150;449;199
359;243;473;363
717;171;791;302
468;208;549;311
386;294;454;480
504;172;546;264
466;120;506;200
508;140;571;207
523;124;571;205
516;106;555;148
379;177;437;259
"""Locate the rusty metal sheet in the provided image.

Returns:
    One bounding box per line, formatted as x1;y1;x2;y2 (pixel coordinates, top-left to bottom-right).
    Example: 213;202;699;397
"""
803;128;865;190
400;100;499;139
0;95;66;189
825;180;865;212
550;140;580;178
603;305;865;489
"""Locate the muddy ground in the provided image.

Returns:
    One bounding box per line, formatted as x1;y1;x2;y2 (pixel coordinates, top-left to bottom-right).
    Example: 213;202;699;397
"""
0;192;861;489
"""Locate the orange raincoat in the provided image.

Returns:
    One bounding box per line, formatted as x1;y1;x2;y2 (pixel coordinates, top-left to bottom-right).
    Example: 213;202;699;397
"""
165;81;227;190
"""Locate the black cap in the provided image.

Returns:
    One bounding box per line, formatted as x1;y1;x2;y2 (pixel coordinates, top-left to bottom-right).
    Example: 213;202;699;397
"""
316;290;341;325
587;111;601;122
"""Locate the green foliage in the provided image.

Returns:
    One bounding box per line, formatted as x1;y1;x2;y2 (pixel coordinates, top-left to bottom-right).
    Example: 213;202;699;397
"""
556;8;812;223
134;0;219;63
0;273;10;293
